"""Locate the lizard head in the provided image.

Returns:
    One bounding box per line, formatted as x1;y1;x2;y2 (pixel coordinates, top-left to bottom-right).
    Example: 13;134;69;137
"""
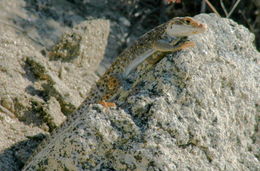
166;17;207;37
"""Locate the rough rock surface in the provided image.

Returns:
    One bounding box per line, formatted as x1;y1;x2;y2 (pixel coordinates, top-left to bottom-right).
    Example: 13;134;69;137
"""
23;14;260;170
0;0;145;170
0;0;110;168
0;14;48;171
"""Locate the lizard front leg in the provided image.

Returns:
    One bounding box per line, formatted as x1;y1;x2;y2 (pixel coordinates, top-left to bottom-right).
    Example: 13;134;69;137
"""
152;39;195;52
147;40;195;65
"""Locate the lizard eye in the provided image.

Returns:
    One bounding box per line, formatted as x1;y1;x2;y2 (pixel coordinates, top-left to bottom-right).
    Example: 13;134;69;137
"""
185;19;190;24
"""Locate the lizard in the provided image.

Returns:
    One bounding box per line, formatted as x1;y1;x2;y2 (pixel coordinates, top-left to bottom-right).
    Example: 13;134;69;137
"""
80;17;207;108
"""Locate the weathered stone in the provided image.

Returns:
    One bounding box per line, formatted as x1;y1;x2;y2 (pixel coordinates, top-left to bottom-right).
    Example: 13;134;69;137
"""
23;14;260;170
0;2;110;169
49;19;110;70
43;97;66;129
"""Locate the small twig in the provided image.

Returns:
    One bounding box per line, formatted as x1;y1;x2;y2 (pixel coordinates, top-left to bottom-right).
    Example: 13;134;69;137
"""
220;0;228;17
200;0;206;13
238;10;254;32
164;0;182;4
203;0;221;17
227;0;241;18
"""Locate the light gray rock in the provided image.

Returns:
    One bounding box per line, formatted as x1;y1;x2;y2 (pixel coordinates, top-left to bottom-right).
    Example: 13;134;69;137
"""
43;97;66;128
49;19;110;69
23;14;259;171
0;3;110;168
25;19;110;115
0;11;49;170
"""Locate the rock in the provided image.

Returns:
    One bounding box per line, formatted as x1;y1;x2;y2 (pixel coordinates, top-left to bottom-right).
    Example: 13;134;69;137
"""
41;70;83;114
0;3;110;169
45;19;110;108
22;14;260;170
25;19;110;114
43;97;66;129
49;19;110;70
0;17;48;171
0;95;15;113
0;112;46;171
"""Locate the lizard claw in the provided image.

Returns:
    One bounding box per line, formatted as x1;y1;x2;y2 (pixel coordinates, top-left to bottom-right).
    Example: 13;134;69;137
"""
178;41;195;49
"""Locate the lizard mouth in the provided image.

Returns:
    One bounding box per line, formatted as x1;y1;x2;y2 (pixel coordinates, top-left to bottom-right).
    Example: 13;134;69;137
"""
198;23;208;32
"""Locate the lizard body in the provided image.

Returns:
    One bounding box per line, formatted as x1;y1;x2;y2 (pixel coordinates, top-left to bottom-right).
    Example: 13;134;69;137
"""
80;17;207;107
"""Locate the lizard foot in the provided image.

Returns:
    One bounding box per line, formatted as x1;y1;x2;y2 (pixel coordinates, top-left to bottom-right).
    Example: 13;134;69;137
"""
176;41;195;50
98;101;117;108
153;39;195;52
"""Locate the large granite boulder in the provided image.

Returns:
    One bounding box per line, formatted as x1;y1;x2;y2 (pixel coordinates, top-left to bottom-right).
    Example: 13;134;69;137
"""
23;14;259;171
